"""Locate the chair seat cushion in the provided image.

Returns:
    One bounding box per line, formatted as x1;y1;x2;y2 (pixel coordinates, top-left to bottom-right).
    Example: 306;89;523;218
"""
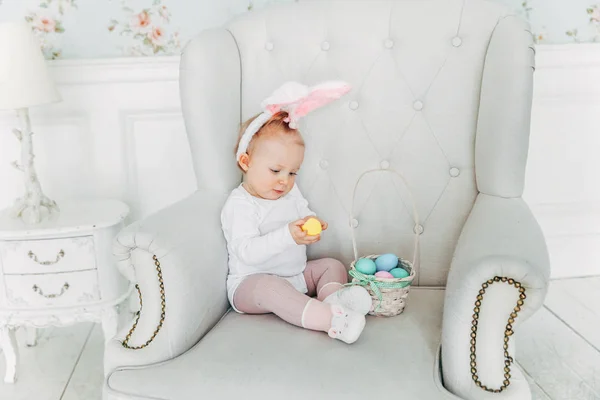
106;289;458;399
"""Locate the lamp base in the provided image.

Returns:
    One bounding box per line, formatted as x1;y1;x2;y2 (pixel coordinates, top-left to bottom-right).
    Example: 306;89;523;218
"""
10;108;59;225
10;195;59;225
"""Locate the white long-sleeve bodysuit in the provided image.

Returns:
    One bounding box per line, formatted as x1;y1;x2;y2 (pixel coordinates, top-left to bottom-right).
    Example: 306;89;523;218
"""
220;183;316;311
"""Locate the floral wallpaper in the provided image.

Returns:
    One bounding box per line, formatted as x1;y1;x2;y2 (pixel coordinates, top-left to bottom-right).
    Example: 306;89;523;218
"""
0;0;598;60
107;0;181;56
23;0;78;59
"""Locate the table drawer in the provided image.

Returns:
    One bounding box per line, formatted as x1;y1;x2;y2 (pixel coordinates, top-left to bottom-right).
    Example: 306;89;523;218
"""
4;270;100;308
0;236;96;275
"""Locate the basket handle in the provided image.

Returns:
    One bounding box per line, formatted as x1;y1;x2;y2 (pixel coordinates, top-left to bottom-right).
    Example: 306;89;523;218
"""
350;168;420;268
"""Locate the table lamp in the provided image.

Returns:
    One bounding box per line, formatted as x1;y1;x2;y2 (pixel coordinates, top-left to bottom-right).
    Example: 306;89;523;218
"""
0;21;62;224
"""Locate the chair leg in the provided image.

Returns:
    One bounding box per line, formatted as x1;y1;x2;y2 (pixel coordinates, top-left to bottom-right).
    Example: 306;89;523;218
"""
0;325;18;383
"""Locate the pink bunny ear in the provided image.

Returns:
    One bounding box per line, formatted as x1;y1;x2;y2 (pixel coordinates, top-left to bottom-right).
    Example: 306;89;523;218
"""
261;81;310;113
256;80;351;129
236;80;350;159
293;81;352;118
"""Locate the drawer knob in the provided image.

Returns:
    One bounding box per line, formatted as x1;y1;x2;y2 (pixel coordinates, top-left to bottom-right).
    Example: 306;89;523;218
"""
28;249;65;265
32;282;70;298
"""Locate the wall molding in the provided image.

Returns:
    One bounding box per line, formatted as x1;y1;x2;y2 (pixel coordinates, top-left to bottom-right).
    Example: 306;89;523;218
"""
48;57;180;85
533;43;600;69
44;43;600;83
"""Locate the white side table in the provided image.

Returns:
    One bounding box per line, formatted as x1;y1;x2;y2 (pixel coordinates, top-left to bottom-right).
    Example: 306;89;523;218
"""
0;198;132;383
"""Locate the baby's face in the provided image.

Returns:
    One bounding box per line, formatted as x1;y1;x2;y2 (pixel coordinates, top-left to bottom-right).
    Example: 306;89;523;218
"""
242;135;305;200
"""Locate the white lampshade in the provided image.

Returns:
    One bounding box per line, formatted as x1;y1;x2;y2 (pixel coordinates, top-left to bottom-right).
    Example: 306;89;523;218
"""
0;21;61;110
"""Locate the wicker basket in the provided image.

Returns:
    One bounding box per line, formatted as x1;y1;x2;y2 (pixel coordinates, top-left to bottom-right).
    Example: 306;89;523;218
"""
348;169;420;317
349;255;416;317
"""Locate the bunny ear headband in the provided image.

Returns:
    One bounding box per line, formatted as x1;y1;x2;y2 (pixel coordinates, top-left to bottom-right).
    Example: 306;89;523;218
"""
236;80;352;161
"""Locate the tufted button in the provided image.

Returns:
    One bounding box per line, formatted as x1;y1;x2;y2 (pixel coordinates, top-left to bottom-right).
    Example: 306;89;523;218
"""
380;160;390;169
319;159;329;170
349;101;359;110
414;224;424;235
452;36;462;47
350;218;359;228
321;41;330;51
265;42;274;51
450;167;460;177
384;38;394;49
413;100;424;111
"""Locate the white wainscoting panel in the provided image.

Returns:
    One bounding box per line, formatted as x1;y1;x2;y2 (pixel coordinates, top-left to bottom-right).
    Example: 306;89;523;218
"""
0;45;598;278
524;44;600;278
122;109;196;221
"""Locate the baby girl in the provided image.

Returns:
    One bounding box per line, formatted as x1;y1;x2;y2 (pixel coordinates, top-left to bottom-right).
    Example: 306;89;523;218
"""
220;81;372;344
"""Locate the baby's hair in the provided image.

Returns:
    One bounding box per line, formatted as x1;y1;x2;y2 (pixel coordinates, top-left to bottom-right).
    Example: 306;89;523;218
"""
234;111;305;160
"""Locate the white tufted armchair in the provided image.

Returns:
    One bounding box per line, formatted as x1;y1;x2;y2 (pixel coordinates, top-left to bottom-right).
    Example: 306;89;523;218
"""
103;1;550;399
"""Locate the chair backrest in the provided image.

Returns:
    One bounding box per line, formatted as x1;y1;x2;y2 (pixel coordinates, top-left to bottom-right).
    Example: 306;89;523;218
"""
180;0;535;286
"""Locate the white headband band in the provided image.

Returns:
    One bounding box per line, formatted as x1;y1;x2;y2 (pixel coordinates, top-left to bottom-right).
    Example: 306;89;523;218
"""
236;80;351;161
236;111;273;161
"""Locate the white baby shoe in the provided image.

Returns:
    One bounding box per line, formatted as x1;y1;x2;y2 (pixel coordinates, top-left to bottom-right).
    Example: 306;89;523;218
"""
323;286;373;315
328;304;366;344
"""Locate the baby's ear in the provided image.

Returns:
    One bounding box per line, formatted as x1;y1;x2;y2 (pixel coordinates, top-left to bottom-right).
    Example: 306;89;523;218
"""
238;153;250;172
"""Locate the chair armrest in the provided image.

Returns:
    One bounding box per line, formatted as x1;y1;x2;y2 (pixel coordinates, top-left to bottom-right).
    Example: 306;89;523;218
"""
441;193;550;398
104;188;230;374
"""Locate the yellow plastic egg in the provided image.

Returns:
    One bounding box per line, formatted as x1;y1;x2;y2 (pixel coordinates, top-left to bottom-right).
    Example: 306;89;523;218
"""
302;217;322;236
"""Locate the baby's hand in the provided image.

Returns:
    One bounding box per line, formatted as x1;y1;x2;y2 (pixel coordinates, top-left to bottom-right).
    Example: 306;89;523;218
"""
289;218;321;245
312;216;328;231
